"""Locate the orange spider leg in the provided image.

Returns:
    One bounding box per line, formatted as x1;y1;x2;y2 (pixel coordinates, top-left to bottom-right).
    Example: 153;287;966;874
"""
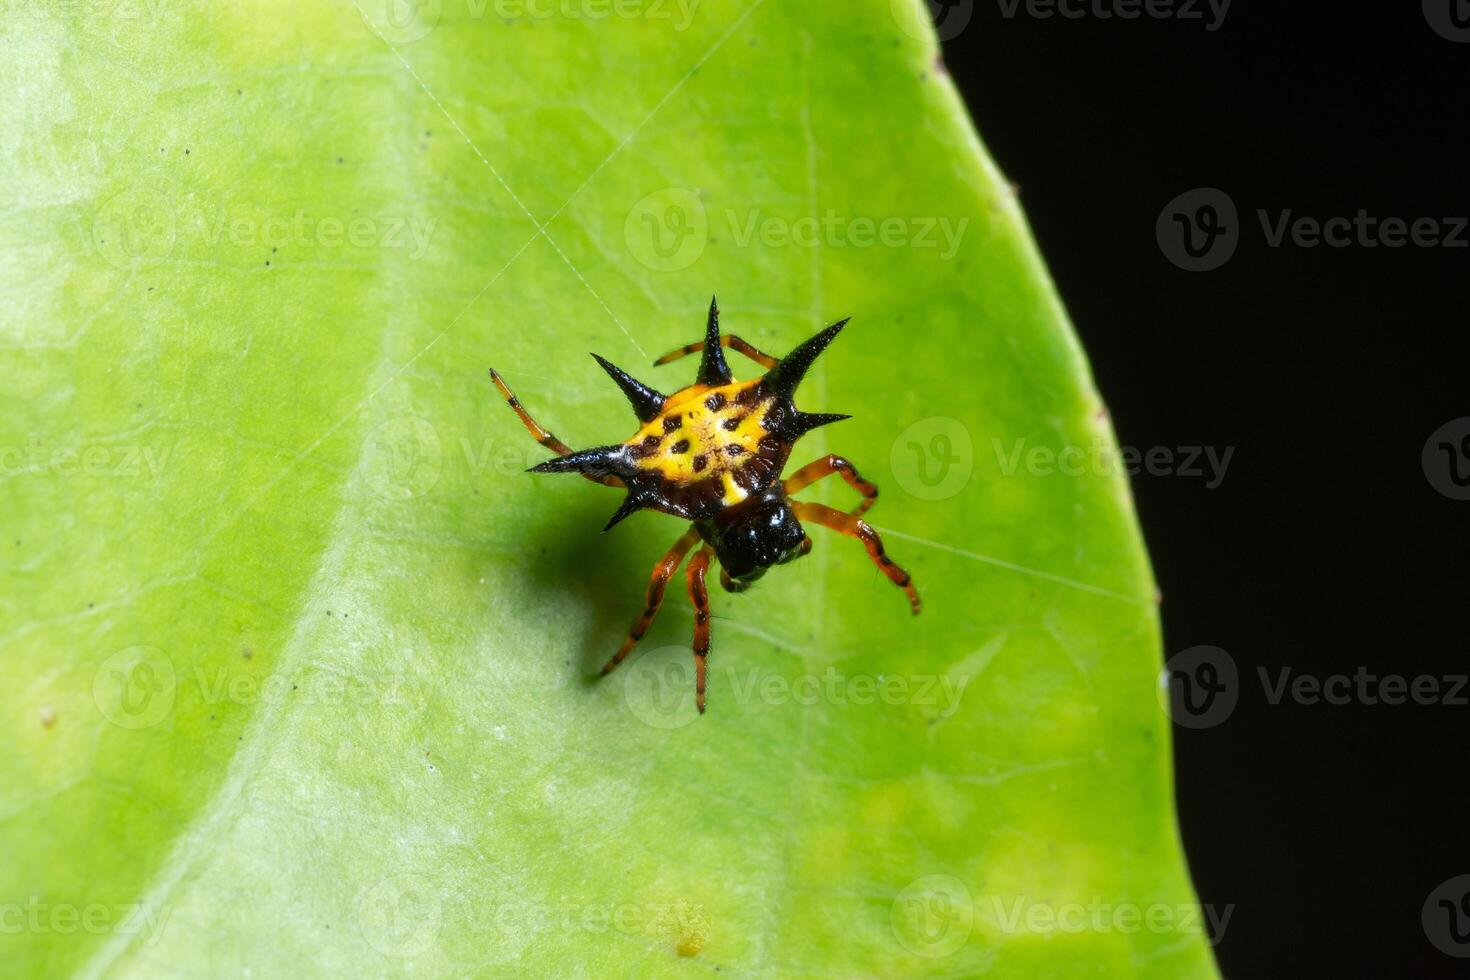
653;334;779;370
791;501;920;614
489;368;625;488
686;544;715;713
783;454;880;516
601;527;701;677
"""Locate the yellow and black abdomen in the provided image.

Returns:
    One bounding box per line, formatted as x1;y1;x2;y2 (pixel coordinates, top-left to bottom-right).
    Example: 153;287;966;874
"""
624;378;792;519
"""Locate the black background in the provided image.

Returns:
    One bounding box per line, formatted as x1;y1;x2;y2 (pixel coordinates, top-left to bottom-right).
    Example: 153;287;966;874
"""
937;1;1468;975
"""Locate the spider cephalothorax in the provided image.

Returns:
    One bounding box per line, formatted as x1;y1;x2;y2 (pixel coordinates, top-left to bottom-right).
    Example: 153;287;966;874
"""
489;296;919;713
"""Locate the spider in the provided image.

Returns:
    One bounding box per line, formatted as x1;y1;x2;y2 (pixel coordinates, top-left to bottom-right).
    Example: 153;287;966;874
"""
489;297;920;714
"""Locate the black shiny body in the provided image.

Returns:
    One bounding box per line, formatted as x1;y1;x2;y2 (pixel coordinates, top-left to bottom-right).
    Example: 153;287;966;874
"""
695;485;807;585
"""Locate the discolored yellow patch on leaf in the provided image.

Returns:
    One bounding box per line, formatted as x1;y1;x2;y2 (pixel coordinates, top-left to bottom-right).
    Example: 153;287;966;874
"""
665;898;711;958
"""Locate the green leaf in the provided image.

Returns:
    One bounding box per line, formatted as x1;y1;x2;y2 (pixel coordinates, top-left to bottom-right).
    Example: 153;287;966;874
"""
1;0;1217;975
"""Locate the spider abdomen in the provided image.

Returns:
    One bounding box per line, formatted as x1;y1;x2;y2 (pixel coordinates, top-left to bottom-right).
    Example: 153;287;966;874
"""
624;378;791;519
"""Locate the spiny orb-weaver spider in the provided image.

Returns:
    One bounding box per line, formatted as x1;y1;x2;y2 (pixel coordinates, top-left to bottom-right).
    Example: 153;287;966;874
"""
489;297;920;714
